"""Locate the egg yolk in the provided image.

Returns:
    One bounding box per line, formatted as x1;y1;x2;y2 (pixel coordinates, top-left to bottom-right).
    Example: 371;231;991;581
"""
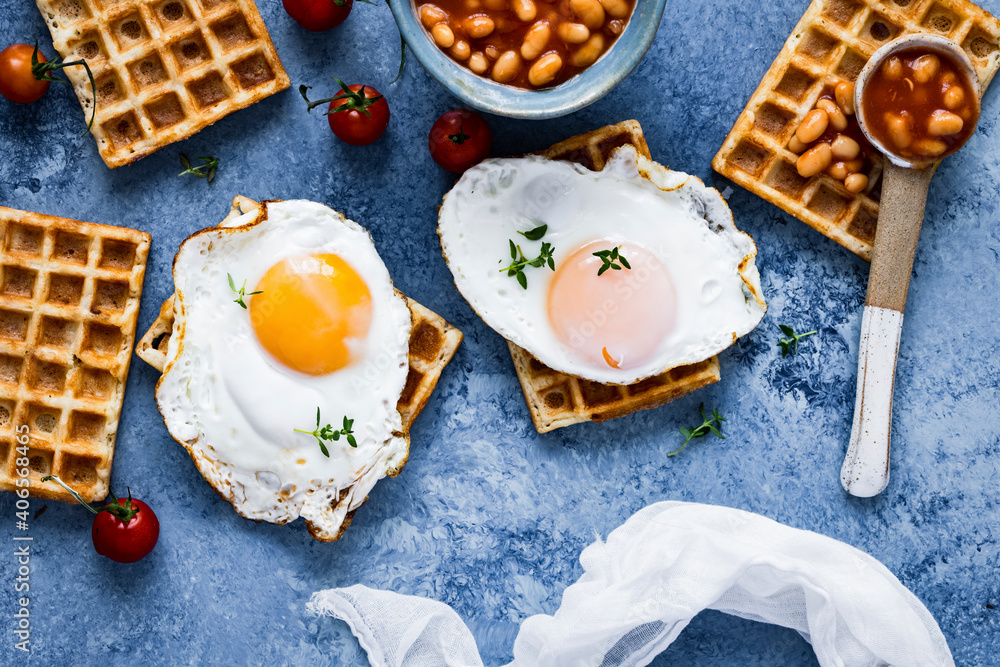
249;254;372;375
547;240;676;371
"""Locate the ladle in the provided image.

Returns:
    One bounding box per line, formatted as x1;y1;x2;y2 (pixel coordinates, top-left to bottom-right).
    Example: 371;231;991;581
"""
841;33;982;498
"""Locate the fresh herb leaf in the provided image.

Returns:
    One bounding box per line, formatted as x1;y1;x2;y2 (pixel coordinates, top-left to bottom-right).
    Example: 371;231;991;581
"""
179;154;220;183
499;240;556;289
294;408;358;456
777;324;817;357
518;224;547;241
227;272;262;309
593;245;631;276
668;404;725;456
31;41;98;135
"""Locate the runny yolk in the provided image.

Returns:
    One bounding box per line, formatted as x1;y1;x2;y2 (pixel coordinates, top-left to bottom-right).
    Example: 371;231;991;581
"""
249;254;372;375
547;240;677;371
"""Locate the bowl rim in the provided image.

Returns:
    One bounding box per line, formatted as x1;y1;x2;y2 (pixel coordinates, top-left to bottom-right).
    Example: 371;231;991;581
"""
389;0;668;119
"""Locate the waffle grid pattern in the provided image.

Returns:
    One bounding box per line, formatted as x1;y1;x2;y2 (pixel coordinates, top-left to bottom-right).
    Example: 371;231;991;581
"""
0;207;150;503
135;197;463;541
505;120;722;433
712;0;1000;261
36;0;290;168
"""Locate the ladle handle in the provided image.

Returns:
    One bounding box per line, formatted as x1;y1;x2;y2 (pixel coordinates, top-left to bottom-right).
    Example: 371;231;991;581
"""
841;163;935;498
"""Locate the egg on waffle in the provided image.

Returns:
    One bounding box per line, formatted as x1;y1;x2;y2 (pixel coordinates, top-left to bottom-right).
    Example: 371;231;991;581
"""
155;200;444;541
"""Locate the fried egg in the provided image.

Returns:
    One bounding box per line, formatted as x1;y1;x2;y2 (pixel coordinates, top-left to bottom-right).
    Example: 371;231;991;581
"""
438;146;766;385
156;200;411;539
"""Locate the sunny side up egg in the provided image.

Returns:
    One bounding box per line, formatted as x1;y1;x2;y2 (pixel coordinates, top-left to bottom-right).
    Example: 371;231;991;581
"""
156;200;412;539
438;146;767;385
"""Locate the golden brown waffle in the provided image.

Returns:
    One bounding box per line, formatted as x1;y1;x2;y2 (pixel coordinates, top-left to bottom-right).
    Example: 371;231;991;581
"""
499;120;722;433
36;0;290;168
0;206;150;504
713;0;1000;261
136;196;463;541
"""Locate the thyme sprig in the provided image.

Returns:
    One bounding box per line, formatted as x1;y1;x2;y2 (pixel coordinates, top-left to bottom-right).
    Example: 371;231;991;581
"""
227;273;261;309
777;324;817;357
500;240;555;289
295;408;357;456
179;154;219;183
593;246;631;276
669;404;725;456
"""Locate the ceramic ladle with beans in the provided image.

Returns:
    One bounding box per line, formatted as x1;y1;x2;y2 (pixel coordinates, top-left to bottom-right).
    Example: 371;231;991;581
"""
840;33;982;498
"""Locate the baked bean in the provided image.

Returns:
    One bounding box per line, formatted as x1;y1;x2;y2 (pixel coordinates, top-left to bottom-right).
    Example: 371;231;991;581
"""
466;0;481;9
529;52;563;86
570;33;604;67
835;81;855;115
492;50;521;82
843;158;863;173
464;15;496;38
787;135;807;154
844;173;868;193
831;134;860;160
796;109;829;144
912;54;940;84
943;85;965;111
912;138;947;157
510;0;537;21
557;21;590;44
927;109;964;136
521;21;551;60
420;4;447;27
469;51;488;73
485;45;500;59
570;0;605;30
817;99;847;131
884;112;912;149
796;142;832;178
432;23;455;48
827;161;849;180
451;39;471;60
607;19;624;34
884;56;903;80
598;0;629;18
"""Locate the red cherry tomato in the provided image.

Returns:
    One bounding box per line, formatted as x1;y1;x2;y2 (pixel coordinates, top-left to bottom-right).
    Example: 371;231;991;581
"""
0;44;50;104
92;497;160;564
283;0;353;31
327;84;389;146
428;109;493;173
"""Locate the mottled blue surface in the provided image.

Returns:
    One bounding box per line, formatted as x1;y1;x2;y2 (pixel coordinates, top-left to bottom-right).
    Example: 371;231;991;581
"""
1;0;999;664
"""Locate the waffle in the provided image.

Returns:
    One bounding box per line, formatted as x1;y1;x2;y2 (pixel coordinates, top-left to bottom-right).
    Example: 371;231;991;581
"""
0;207;150;504
497;120;723;434
712;0;1000;261
136;196;464;541
36;0;290;168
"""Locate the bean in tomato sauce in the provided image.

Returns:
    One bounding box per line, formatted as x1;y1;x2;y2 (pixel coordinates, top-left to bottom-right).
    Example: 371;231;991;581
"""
417;0;634;89
860;47;979;161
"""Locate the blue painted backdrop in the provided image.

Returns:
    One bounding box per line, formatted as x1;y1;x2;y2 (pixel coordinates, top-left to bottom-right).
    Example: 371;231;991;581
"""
1;0;998;663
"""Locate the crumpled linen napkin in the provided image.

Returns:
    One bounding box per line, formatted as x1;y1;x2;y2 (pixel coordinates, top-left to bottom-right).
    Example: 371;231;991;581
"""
308;501;952;667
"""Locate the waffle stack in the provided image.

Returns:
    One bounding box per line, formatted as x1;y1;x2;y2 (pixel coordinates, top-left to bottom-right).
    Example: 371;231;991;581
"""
136;196;464;541
0;207;150;504
502;120;723;434
713;0;1000;261
36;0;290;168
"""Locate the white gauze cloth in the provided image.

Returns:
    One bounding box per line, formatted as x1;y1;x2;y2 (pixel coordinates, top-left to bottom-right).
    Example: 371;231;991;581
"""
308;501;952;666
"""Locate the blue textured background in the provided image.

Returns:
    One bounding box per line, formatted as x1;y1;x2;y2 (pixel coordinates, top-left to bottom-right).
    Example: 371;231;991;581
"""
2;0;999;663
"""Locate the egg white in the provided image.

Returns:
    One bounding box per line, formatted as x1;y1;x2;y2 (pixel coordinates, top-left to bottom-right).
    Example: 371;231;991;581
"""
156;200;412;534
438;146;767;385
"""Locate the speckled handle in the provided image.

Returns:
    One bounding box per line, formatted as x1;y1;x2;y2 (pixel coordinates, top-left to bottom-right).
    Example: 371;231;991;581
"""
841;163;934;498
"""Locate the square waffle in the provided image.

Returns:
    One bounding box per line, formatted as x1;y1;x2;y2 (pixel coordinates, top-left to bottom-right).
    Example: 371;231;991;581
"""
506;120;723;434
36;0;290;168
0;206;150;504
712;0;1000;261
136;196;464;541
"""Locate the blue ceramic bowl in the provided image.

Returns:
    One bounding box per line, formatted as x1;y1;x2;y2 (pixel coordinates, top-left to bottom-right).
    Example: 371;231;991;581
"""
390;0;668;118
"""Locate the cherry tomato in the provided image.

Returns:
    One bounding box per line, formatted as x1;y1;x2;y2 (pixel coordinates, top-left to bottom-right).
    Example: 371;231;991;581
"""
92;497;160;564
428;109;493;173
0;44;50;104
283;0;353;31
327;84;389;146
